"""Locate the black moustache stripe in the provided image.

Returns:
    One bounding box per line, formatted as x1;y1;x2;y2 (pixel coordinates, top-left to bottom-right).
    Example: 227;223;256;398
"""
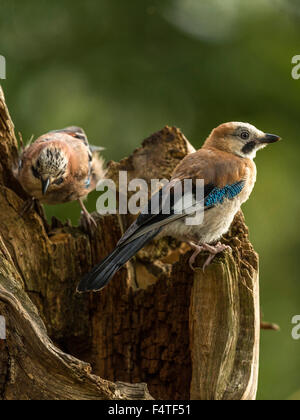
242;141;256;155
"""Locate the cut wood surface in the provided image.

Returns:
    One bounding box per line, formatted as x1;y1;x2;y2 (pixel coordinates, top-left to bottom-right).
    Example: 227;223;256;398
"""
0;85;260;400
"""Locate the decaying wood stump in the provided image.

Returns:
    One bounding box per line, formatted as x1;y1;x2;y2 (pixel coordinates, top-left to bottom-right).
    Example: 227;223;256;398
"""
0;85;260;400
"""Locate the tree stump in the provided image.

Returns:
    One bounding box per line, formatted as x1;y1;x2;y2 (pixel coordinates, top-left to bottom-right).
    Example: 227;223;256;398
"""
0;86;260;400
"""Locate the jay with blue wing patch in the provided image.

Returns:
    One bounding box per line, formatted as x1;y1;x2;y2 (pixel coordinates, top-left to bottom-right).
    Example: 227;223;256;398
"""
78;122;280;293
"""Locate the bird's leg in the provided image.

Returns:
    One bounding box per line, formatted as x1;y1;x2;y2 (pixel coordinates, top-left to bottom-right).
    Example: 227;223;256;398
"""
78;199;97;233
202;242;232;272
188;242;205;271
19;198;48;231
188;241;231;271
19;197;36;217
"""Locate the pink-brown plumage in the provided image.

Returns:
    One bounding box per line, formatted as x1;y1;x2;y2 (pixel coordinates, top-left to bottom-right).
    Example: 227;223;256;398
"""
171;147;255;189
15;126;105;228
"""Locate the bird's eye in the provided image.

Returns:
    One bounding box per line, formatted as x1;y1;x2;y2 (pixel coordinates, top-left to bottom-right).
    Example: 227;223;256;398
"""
54;177;64;185
31;166;40;179
240;131;250;140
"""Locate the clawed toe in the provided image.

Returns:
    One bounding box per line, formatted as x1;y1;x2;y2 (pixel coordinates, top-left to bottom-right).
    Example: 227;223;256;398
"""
202;254;215;272
78;198;97;235
215;242;232;254
86;213;97;229
19;197;36;217
80;211;97;234
202;243;231;271
188;241;231;271
189;258;196;271
188;242;204;271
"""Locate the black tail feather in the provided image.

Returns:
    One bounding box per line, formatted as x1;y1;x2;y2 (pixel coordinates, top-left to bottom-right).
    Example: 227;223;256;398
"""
77;228;161;292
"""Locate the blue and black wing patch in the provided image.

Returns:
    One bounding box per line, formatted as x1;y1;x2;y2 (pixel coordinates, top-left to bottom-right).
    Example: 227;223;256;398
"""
204;181;245;208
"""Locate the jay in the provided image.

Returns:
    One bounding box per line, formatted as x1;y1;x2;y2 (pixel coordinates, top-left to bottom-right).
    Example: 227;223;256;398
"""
78;122;280;292
15;126;105;229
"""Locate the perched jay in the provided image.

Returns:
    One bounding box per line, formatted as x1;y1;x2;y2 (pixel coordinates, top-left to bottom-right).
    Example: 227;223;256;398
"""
15;126;105;229
78;122;280;292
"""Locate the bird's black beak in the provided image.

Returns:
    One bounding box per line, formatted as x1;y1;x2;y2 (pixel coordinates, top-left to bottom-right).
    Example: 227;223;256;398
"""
41;178;50;195
259;133;281;144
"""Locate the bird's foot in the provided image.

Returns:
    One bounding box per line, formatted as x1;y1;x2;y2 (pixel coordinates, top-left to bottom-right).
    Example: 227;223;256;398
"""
80;210;97;234
188;242;205;271
202;242;232;271
188;241;231;271
19;197;36;217
79;199;97;235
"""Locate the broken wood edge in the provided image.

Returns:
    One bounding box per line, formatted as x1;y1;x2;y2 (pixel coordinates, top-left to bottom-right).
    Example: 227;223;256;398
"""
189;239;260;400
0;234;153;400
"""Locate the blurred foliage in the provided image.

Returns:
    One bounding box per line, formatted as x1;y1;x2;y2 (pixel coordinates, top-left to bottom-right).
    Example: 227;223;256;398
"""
1;0;300;400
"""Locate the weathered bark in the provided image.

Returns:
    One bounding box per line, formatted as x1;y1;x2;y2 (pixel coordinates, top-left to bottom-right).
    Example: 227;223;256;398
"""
0;85;260;400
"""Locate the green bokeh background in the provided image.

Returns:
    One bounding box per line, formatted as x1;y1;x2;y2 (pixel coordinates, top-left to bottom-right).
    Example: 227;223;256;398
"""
1;0;299;400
